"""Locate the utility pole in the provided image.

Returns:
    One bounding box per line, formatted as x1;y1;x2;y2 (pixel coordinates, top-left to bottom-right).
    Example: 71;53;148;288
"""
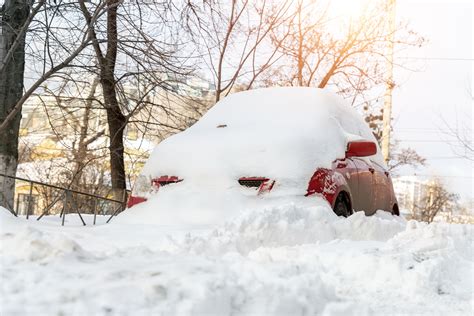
296;1;304;87
0;0;30;210
381;0;396;164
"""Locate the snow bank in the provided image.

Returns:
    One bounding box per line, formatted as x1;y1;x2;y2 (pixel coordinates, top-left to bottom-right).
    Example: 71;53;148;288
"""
2;226;91;262
1;205;472;315
117;182;332;226
0;209;95;263
175;204;406;256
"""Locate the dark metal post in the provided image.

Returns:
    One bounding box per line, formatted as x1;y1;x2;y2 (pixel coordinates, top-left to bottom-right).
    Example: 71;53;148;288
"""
72;193;86;226
37;191;63;221
106;204;121;223
93;199;97;225
26;180;33;219
106;189;127;224
15;196;20;216
1;172;129;226
62;190;71;226
122;189;127;212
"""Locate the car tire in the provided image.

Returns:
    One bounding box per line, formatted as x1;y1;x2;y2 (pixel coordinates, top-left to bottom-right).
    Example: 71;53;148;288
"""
392;204;400;216
333;194;352;217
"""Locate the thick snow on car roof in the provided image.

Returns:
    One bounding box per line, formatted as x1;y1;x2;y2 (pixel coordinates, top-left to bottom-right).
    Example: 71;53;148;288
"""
141;87;383;193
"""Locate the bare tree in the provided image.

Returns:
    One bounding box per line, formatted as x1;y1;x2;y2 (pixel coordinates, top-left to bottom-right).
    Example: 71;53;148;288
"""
0;0;198;207
78;0;127;199
17;75;109;213
388;147;426;173
362;100;426;172
0;0;106;210
187;0;295;103
269;0;424;97
77;0;198;198
412;179;458;223
440;106;473;161
39;77;107;191
0;0;32;210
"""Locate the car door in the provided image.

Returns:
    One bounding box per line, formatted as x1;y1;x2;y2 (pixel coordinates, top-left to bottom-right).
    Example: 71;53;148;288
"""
350;157;375;215
371;160;391;212
333;158;359;211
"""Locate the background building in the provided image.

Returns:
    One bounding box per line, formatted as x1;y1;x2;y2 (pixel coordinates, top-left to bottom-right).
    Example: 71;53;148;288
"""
392;175;431;215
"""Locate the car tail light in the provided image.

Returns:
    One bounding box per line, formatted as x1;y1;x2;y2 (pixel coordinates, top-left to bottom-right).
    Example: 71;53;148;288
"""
127;175;151;208
152;176;183;188
127;175;182;208
238;177;275;194
127;195;147;208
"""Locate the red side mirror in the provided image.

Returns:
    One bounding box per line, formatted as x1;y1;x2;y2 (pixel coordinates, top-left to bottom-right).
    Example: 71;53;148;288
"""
346;141;377;158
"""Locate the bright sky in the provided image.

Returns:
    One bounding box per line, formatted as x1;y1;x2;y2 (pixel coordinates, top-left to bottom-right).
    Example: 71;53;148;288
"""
392;0;473;202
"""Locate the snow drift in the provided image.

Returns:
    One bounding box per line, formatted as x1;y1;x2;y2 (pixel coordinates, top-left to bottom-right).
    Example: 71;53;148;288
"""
1;205;472;316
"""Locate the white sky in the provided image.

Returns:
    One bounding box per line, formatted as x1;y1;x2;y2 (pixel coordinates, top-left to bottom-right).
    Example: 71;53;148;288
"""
393;0;473;202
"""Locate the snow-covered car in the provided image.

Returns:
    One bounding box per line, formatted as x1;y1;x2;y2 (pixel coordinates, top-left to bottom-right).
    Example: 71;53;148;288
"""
127;87;398;219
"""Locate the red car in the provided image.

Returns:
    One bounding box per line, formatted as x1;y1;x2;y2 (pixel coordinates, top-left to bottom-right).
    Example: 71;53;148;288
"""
128;87;398;218
306;140;399;216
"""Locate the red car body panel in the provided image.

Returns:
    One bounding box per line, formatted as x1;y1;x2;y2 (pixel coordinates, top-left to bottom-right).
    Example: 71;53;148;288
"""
127;176;183;208
127;196;147;208
305;156;397;215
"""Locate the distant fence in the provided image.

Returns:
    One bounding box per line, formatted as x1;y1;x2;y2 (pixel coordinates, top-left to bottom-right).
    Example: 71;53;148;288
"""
0;173;128;225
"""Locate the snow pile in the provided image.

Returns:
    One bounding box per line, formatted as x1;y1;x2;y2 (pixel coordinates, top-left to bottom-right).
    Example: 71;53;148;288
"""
0;211;94;263
117;182;330;226
1;205;472;315
175;203;406;256
1;227;90;262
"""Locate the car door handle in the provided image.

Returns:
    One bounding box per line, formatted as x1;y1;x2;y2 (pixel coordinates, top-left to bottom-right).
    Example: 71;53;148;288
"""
368;167;375;174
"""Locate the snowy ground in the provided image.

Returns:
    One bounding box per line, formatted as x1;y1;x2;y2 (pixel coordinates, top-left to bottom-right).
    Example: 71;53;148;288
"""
1;203;473;316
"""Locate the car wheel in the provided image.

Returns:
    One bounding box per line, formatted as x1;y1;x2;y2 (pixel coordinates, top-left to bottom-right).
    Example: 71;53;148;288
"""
392;204;400;216
333;194;352;217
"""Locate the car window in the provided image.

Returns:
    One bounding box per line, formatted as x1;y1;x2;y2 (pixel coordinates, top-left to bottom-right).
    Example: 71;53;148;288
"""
370;160;386;170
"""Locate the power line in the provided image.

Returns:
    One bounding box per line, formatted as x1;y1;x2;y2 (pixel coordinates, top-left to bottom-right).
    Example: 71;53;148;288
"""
398;139;472;143
425;156;472;160
398;57;474;61
406;174;473;179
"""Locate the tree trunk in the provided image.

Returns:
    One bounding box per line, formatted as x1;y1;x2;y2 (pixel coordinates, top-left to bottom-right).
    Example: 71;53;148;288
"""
103;81;127;199
100;0;127;201
0;0;29;211
71;77;99;190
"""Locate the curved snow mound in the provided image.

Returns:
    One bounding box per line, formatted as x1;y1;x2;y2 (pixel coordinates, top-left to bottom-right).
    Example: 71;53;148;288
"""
0;209;93;263
177;204;406;255
1;226;92;263
140;87;385;194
